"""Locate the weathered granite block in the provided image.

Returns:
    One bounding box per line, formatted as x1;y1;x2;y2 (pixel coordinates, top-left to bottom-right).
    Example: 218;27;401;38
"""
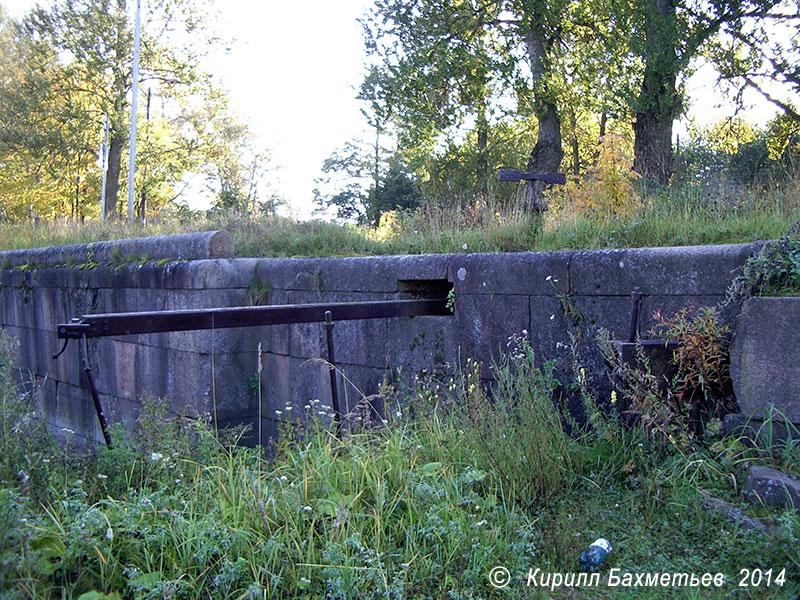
570;244;752;296
449;251;570;295
0;230;234;268
387;314;457;374
731;297;800;423
528;295;572;367
745;466;800;510
455;294;529;373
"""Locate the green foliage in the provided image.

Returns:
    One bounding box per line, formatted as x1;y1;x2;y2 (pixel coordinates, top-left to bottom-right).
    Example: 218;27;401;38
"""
314;142;421;225
441;347;578;508
597;330;691;446
1;327;799;598
599;302;736;449
727;222;800;300
0;0;273;223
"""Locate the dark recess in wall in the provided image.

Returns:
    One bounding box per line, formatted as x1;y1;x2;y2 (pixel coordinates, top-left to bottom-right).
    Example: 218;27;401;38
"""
397;279;453;299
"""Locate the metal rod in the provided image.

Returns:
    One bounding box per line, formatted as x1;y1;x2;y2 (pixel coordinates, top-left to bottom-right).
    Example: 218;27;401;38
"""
324;311;341;429
628;287;643;343
80;335;112;447
57;298;451;339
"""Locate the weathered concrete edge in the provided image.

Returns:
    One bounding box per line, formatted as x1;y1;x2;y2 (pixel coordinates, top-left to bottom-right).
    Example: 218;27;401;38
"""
0;230;234;267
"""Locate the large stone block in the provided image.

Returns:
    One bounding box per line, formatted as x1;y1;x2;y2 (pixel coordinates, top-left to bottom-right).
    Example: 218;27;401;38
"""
454;294;530;373
0;230;234;268
528;295;572;368
571;296;630;339
731;297;800;422
255;254;454;294
387;314;457;374
449;252;570;295
570;244;753;297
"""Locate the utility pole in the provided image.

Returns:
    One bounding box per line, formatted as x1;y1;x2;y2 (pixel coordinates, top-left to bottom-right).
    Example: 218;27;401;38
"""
127;0;142;225
99;114;109;223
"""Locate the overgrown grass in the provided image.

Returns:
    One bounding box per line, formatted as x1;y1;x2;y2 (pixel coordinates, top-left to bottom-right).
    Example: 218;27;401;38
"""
0;331;798;599
0;178;798;257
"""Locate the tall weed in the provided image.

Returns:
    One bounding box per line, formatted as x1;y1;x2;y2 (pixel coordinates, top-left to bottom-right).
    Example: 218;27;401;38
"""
445;337;580;508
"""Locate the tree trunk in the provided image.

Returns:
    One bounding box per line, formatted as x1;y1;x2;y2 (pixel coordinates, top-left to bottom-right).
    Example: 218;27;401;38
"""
525;25;564;212
570;110;580;176
105;131;124;219
633;0;681;184
476;109;489;195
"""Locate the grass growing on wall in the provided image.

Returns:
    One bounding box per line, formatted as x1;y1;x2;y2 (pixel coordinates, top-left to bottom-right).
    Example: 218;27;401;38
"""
0;332;798;599
0;178;798;257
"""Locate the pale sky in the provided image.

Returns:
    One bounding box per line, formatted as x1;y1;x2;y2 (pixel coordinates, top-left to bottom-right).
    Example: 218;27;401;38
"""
1;0;787;218
205;0;374;217
2;0;375;218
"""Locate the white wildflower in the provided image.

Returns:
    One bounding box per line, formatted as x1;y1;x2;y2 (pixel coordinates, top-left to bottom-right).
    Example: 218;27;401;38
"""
303;505;312;512
274;410;283;416
150;452;163;462
106;527;113;540
300;577;311;585
97;473;108;480
462;243;468;250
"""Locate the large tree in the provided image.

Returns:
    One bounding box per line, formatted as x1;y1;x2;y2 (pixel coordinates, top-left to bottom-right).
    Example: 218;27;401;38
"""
6;0;213;219
362;0;505;197
631;0;800;183
0;0;271;222
362;0;638;211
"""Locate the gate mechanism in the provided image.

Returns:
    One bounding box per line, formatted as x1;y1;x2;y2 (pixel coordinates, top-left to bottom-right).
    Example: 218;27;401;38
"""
54;297;452;445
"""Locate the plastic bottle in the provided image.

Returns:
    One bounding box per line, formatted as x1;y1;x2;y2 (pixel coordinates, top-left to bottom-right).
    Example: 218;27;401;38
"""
579;538;612;572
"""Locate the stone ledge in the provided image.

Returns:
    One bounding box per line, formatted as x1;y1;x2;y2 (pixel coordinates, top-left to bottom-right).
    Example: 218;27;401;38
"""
0;230;234;268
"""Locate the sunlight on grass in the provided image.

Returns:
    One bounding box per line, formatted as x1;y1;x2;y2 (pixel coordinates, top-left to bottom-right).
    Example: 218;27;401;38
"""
1;177;798;258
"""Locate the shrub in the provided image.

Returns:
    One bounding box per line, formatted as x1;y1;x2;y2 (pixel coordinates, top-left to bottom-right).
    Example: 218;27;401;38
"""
651;306;736;435
549;134;641;220
443;338;580;508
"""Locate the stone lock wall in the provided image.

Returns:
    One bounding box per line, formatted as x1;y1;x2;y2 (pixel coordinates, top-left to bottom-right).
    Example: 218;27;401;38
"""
0;233;756;446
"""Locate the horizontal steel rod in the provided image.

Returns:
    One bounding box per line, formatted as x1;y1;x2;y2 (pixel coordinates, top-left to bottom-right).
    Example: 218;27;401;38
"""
57;298;450;339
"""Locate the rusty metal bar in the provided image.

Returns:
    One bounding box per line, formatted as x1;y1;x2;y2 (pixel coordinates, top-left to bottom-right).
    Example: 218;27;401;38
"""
324;311;341;431
627;287;643;343
57;298;450;340
80;334;112;447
